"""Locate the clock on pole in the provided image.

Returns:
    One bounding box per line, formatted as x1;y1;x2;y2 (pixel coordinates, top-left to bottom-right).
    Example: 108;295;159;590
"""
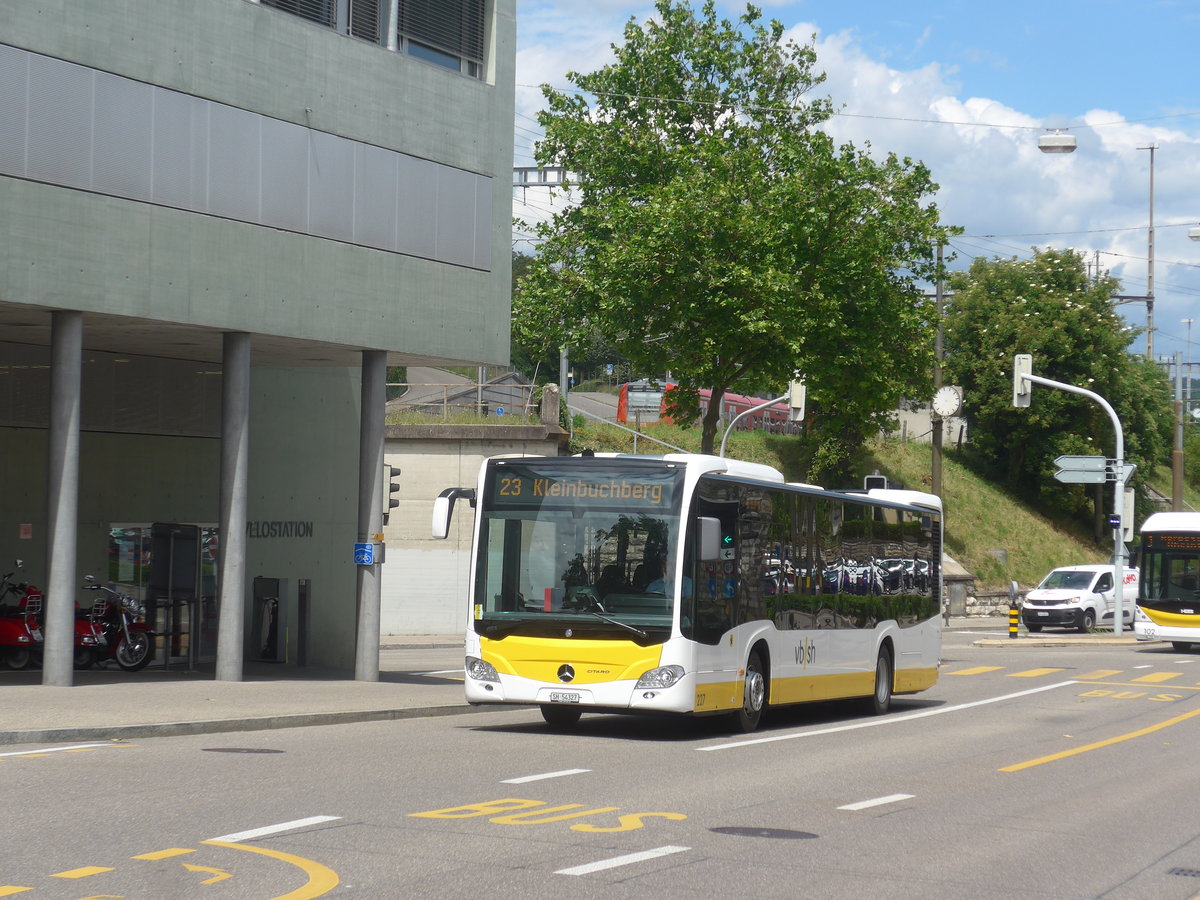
932;385;962;417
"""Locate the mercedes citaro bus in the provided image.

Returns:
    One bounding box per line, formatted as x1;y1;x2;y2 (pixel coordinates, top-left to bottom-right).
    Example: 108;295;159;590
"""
433;453;943;732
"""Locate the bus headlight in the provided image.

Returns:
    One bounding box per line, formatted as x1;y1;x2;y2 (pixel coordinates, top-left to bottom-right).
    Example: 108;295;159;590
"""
636;665;685;690
465;656;500;682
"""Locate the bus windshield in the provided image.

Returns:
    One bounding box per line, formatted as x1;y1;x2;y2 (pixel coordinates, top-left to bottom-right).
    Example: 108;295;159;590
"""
1140;532;1200;606
472;459;684;643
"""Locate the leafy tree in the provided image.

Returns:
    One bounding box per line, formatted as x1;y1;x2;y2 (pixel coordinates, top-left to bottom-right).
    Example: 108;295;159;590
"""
513;0;950;474
942;248;1174;529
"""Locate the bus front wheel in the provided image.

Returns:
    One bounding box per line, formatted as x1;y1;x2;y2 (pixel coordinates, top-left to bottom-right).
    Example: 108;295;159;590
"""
732;649;767;733
540;704;582;729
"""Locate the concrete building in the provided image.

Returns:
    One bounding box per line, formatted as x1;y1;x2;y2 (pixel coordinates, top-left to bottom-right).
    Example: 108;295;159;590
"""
0;0;515;682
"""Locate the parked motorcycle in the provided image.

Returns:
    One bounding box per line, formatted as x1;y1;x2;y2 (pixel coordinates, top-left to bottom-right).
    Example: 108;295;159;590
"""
0;560;42;670
82;576;155;671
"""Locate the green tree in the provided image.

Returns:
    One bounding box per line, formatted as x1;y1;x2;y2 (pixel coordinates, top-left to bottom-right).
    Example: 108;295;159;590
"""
514;0;950;474
942;248;1174;528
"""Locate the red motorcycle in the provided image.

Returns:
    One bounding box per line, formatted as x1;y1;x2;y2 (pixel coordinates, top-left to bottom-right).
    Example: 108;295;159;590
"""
0;561;42;670
81;576;155;671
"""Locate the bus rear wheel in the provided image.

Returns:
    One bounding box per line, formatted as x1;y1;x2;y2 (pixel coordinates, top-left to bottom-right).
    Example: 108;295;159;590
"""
731;649;767;733
869;646;893;715
540;704;582;729
1171;641;1194;652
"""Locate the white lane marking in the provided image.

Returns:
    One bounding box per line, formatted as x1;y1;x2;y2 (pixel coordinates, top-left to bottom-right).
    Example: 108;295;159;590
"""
208;816;342;843
700;681;1077;751
502;768;591;784
1133;665;1154;669
0;742;112;757
838;793;914;811
422;669;464;676
556;845;691;876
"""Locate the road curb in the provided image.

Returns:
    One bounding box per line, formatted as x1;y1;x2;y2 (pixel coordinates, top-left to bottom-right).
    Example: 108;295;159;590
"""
973;637;1146;647
0;704;507;747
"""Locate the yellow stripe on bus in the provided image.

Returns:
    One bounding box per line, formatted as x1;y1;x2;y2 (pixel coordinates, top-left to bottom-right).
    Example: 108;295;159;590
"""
481;636;662;685
1139;607;1200;628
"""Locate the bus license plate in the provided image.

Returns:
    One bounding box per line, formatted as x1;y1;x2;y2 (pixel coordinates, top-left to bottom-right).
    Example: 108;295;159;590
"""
549;691;580;704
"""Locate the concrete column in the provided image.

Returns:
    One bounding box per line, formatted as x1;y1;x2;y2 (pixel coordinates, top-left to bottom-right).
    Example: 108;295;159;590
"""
43;311;83;687
355;350;386;681
216;333;251;681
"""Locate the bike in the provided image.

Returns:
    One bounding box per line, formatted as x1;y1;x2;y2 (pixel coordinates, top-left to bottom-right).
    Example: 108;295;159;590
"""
0;560;42;670
82;576;155;671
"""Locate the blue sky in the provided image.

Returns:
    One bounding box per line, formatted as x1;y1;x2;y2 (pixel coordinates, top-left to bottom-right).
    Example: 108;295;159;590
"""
512;0;1200;361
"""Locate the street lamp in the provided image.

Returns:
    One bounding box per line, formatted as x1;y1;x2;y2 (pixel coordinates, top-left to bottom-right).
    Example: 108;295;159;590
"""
1039;136;1158;358
1037;129;1077;153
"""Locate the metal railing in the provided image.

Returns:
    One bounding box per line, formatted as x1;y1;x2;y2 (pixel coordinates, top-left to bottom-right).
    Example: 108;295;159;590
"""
387;382;537;421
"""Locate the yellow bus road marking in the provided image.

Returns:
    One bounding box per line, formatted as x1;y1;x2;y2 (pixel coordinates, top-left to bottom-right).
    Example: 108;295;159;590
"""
1130;672;1182;683
1000;707;1200;772
51;866;114;878
184;863;233;885
0;887;32;896
1077;669;1123;680
1009;668;1065;678
946;666;1003;676
202;841;339;900
1078;681;1200;692
133;848;196;860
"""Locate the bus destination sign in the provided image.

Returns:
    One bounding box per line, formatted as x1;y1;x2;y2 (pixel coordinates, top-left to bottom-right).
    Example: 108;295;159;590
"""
490;466;677;510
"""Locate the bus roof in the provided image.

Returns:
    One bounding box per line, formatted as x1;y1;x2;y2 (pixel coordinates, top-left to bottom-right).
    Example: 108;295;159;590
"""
1141;511;1200;534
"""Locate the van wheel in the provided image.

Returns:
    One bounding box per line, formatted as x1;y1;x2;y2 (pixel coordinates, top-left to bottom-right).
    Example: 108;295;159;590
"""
1077;609;1096;633
731;650;767;733
540;705;582;729
869;646;893;715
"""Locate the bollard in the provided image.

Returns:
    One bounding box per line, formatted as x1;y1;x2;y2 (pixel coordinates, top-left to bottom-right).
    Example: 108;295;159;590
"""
1008;579;1020;639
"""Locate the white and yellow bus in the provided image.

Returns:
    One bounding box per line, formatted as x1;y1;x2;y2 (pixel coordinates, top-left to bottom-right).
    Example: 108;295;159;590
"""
1135;512;1200;650
433;453;943;732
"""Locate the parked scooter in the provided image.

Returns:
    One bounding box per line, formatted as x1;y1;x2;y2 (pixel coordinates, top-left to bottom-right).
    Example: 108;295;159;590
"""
82;576;155;671
0;560;42;670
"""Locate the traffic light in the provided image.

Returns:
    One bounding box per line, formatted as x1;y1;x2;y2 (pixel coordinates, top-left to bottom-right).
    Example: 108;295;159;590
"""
1012;354;1032;408
383;465;400;525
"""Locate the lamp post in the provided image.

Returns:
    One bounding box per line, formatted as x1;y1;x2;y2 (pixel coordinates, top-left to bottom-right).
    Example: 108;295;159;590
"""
1038;134;1157;358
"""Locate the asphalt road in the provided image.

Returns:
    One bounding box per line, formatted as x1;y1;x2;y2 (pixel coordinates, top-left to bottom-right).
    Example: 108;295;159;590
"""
6;633;1200;899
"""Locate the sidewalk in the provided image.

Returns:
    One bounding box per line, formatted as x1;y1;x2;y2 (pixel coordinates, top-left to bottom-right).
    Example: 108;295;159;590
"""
0;636;472;746
0;623;1154;747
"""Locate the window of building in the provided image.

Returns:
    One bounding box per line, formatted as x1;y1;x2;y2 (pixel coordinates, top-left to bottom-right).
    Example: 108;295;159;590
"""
257;0;487;79
398;0;486;77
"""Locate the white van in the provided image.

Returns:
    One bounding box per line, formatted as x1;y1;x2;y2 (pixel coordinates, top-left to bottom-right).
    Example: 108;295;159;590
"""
1020;565;1139;633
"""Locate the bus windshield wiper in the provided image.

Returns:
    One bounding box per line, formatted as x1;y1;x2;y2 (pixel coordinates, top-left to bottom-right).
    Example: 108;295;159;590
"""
585;609;647;639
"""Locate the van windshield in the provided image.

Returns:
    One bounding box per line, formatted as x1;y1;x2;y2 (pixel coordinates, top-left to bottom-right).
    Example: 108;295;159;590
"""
1038;570;1095;591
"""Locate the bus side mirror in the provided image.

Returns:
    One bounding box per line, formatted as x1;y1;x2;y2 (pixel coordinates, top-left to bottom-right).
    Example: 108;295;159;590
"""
698;517;722;561
432;488;476;540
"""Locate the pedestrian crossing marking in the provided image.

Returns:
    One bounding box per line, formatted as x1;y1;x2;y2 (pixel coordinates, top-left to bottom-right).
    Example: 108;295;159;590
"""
1130;672;1181;683
1008;668;1065;678
946;666;1004;676
1077;669;1122;680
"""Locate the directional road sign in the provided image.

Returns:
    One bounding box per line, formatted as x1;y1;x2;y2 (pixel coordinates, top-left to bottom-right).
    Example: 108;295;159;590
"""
1054;455;1107;471
1054;469;1108;484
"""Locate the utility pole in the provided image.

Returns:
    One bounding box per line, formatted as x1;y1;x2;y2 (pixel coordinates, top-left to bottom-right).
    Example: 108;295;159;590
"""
932;243;945;498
